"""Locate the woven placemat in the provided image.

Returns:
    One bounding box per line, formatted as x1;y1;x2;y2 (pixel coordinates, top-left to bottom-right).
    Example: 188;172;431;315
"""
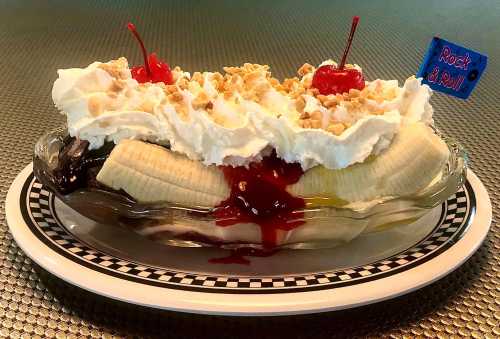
1;1;498;338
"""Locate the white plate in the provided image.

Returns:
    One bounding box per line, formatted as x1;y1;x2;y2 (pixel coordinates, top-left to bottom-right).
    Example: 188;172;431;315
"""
6;164;492;316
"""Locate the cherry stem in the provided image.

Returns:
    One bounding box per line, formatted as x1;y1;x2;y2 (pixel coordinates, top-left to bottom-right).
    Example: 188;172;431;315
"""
338;16;360;70
127;22;152;77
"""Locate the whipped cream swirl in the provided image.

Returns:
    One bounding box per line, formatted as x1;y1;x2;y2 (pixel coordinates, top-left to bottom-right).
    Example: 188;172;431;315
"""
52;58;433;170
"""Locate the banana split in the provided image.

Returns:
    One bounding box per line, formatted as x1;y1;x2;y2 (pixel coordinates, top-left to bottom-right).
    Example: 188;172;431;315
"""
36;20;462;248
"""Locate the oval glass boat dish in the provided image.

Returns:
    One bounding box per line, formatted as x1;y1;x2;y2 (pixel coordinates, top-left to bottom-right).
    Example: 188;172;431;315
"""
33;127;467;250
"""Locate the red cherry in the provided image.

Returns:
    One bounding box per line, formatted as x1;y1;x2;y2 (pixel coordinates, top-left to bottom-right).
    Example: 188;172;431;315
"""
127;23;173;84
131;53;173;84
312;65;365;95
312;16;365;95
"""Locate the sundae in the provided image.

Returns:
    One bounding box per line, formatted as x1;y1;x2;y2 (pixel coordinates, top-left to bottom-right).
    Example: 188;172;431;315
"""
36;18;463;248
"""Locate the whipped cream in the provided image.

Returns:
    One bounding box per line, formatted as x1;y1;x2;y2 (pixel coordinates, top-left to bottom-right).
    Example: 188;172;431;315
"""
52;58;433;170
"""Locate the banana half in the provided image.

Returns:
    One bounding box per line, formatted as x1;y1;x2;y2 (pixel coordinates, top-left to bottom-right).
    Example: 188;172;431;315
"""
96;123;450;208
96;140;230;207
288;123;450;203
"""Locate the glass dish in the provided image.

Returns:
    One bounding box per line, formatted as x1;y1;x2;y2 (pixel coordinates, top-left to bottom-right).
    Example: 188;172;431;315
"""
33;127;467;249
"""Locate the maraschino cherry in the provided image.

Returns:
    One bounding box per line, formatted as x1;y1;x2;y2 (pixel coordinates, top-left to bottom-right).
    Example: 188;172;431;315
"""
127;23;173;84
312;16;365;95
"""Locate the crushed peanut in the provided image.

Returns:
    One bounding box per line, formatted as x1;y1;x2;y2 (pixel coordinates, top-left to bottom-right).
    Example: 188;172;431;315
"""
310;119;321;129
299;112;310;119
88;96;103;117
173;103;188;119
140;100;155;114
192;92;211;110
177;77;190;90
115;62;398;137
309;110;322;120
192;72;204;86
297;63;314;77
164;85;178;94
169;92;184;103
327;123;346;136
108;79;126;93
295;96;306;112
98;58;129;79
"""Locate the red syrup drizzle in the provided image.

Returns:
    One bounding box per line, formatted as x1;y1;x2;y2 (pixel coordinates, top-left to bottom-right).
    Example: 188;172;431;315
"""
127;23;173;84
213;151;305;250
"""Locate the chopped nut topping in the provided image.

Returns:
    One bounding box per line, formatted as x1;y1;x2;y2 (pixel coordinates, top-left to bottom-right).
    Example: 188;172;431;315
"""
299;112;310;119
173;103;188;119
140;100;154;113
323;97;338;108
349;88;360;97
212;72;224;82
372;108;386;115
282;77;300;91
307;88;320;96
254;83;271;101
171;66;185;82
169;92;184;103
242;91;255;101
223;90;233;100
243;70;262;85
98;57;128;79
327;123;345;136
384;87;398;100
223;66;241;74
126;62;399;136
295;96;306;112
300;120;311;128
310;119;321;129
164;85;178;94
177;78;189;90
316;94;327;104
88;96;103;117
302;76;313;89
310;110;322;120
297;63;314;76
192;91;210;110
343;100;363;113
108;79;126;93
269;78;280;86
192;72;204;86
124;89;134;98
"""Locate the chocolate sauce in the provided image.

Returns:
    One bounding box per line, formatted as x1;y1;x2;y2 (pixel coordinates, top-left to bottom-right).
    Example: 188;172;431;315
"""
41;137;113;194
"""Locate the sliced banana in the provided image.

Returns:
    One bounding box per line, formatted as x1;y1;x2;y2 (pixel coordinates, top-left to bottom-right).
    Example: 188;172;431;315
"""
288;123;449;203
96;139;230;207
97;123;449;207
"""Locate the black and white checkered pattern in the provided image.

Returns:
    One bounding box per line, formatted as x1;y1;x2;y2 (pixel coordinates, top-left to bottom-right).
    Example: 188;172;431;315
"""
26;179;470;291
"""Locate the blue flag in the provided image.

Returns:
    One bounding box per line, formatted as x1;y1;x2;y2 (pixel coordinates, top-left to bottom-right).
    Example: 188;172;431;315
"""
417;37;487;99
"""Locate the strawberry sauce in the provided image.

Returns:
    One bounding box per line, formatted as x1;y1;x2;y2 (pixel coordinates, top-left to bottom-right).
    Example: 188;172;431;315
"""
214;151;305;248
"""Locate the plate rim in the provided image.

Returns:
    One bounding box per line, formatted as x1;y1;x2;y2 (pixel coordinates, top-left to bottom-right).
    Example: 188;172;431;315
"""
6;163;492;316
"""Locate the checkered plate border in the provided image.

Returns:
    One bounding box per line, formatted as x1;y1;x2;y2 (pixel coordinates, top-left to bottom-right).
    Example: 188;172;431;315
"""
20;173;474;294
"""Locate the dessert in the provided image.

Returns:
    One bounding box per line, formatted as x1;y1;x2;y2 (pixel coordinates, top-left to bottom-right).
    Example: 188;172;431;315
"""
35;19;465;249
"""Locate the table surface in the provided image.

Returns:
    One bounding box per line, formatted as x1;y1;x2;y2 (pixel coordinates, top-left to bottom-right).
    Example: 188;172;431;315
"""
1;1;499;338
